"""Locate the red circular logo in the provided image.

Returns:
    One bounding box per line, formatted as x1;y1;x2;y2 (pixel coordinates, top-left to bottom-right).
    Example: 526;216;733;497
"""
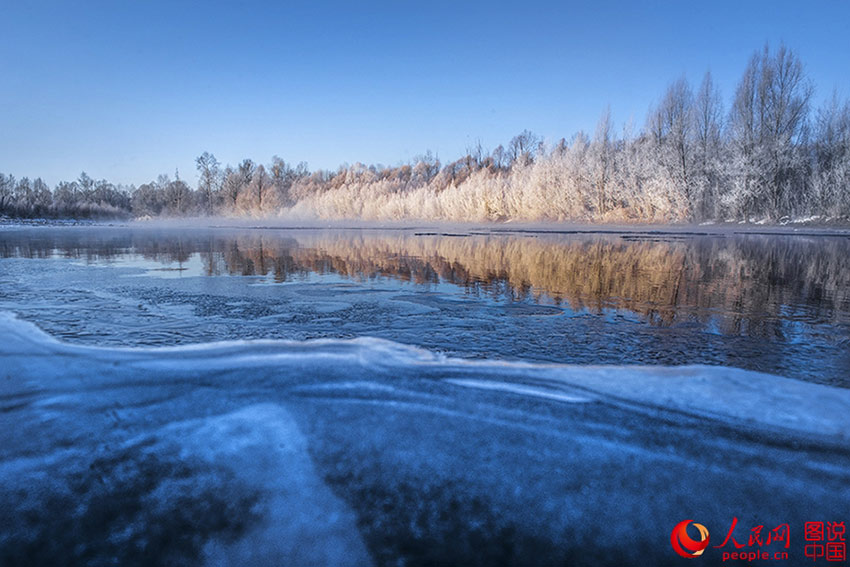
671;520;710;558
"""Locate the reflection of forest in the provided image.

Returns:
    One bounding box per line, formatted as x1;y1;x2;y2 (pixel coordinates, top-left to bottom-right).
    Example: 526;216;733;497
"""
4;229;850;335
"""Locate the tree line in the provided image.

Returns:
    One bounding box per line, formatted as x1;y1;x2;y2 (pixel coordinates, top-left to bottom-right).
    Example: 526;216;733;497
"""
2;44;848;223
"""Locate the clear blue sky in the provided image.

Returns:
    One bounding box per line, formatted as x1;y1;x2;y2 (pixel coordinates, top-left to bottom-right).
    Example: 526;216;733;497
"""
2;0;849;187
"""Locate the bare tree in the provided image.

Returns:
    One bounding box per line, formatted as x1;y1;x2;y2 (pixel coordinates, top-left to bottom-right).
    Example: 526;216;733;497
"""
163;173;192;216
0;173;15;213
270;156;296;206
195;152;221;214
238;159;256;186
508;130;542;166
2;43;845;224
464;139;486;170
590;108;613;215
239;164;276;214
812;93;850;215
693;71;724;218
648;77;694;215
491;145;507;170
220;166;242;210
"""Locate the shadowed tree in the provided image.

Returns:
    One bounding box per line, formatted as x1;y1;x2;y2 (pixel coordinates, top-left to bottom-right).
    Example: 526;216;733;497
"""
195;152;221;215
164;174;192;216
693;71;725;219
0;173;15;214
77;172;94;201
508;130;542;166
590;108;613;215
812;93;850;215
270;156;296;207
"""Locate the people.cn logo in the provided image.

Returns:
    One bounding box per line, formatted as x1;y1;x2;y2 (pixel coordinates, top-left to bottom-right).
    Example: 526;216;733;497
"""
671;520;711;558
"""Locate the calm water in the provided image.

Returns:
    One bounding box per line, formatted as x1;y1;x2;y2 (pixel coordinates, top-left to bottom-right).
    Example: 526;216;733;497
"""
2;225;849;385
3;224;850;566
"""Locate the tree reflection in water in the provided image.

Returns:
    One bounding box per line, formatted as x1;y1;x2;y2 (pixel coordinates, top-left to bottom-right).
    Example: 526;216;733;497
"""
4;228;848;338
3;227;849;385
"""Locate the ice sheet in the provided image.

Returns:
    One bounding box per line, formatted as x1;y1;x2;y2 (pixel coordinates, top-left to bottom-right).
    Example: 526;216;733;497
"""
2;311;849;566
4;312;847;439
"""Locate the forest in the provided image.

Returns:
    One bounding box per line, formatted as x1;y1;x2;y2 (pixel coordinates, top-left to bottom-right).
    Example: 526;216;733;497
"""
2;45;848;224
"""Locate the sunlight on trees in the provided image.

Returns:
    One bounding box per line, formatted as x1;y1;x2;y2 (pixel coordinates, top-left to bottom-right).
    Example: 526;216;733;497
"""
2;44;847;224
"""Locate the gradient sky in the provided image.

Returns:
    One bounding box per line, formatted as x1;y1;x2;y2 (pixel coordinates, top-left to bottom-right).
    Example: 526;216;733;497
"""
2;0;849;187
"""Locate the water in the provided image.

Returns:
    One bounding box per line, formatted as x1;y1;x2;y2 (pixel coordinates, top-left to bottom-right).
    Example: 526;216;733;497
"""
2;224;849;566
2;225;848;385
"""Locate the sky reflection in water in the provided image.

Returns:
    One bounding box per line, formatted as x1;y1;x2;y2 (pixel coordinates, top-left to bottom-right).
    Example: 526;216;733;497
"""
2;227;849;385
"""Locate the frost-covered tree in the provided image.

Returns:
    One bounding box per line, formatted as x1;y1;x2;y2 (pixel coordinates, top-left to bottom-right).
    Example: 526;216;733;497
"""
812;93;850;216
220;166;242;210
692;71;725;219
648;77;694;216
727;44;812;219
163;174;193;216
132;182;166;217
0;173;15;214
589;108;614;215
237;164;279;215
195;152;221;214
3;42;847;224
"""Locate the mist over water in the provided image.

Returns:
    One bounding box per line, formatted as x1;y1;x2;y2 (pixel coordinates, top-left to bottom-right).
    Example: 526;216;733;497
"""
4;5;850;563
2;225;848;385
3;224;850;566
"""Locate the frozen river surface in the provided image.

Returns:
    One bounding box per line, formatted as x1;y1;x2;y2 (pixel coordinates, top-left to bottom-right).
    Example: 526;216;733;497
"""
1;225;849;566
